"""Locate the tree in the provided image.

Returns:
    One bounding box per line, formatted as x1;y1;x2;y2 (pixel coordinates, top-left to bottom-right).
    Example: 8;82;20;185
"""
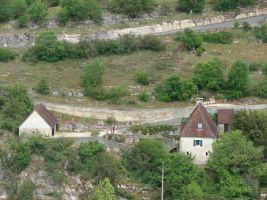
109;0;156;18
177;29;203;51
232;110;267;157
179;0;205;13
226;61;250;99
193;60;224;91
92;178;116;200
0;85;34;132
35;77;50;95
28;0;48;24
105;116;117;134
155;75;197;102
122;139;166;185
208;131;264;199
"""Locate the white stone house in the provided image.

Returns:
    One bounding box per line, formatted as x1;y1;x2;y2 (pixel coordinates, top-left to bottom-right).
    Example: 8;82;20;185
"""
19;104;57;137
179;103;218;165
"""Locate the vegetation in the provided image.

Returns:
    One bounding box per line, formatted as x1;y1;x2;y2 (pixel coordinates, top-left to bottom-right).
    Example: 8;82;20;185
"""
193;60;224;91
225;61;250;99
138;91;150;102
108;0;156;18
254;23;267;43
35;77;50;95
28;0;48;24
232;110;267;158
0;48;16;62
0;85;33;132
129;124;176;135
200;31;233;44
134;71;149;85
176;28;203;51
17;181;36;200
92;178;117;200
179;0;205;13
213;0;256;11
155;75;197;102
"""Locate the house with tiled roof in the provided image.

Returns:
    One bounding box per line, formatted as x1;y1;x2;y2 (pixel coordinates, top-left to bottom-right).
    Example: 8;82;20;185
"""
19;103;57;137
217;109;235;133
179;103;218;165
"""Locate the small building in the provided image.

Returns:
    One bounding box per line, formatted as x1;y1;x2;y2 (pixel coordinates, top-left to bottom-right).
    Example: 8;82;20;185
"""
217;109;235;134
19;104;57;137
179;103;218;165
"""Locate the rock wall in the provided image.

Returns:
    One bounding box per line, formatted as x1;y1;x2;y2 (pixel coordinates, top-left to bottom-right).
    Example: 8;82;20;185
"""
1;8;267;47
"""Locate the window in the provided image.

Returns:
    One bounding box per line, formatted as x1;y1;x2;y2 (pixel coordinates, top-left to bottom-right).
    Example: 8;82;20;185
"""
198;123;203;129
193;140;203;147
206;152;208;156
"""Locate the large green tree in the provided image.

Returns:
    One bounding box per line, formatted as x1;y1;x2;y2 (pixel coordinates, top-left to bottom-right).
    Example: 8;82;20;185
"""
232;110;267;157
179;0;205;13
226;61;250;99
0;85;33;132
208;131;264;199
193;60;224;91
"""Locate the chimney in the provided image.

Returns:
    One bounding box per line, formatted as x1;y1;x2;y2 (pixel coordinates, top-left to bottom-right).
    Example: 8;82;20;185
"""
196;97;204;106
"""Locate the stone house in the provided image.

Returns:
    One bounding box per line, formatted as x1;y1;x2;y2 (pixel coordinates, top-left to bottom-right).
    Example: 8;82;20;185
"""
217;109;235;134
19;104;57;137
179;103;218;165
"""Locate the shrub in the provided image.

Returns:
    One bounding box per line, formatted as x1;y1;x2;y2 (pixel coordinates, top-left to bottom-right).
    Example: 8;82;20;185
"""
176;29;202;51
81;59;105;88
79;141;105;162
254;23;267;43
35;77;50;95
193;60;224;91
179;0;205;13
9;0;27;19
252;79;267;99
141;35;166;51
17;181;36;200
248;63;266;72
109;0;156;18
135;71;149;85
213;0;256;11
155;75;197;102
28;0;48;24
234;21;240;29
196;47;204;56
0;48;16;62
16;15;29;28
201;31;233;44
138;91;149;102
242;21;251;31
0;1;12;22
262;64;267;76
58;0;102;24
225;61;250;99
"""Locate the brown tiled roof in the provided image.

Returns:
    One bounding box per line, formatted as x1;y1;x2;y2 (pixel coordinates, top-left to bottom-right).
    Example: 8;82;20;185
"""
180;103;217;138
35;103;57;128
217;109;235;124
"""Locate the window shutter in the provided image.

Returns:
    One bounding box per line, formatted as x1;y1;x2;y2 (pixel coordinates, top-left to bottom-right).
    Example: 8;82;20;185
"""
200;140;203;146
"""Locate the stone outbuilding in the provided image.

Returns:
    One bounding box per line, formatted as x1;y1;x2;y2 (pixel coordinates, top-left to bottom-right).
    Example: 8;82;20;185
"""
19;104;57;137
217;109;235;134
179;103;218;165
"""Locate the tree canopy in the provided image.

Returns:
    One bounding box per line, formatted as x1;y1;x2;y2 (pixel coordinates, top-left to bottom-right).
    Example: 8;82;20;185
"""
179;0;205;13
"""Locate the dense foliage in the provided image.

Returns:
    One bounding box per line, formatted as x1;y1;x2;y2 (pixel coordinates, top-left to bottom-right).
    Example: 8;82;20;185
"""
0;85;33;132
28;0;48;24
0;48;16;62
92;178;116;200
58;0;102;24
213;0;256;11
155;75;197;102
193;60;224;91
232;110;267;157
200;31;233;44
254;23;267;43
109;0;156;18
176;28;203;51
135;71;149;85
179;0;205;13
225;61;250;99
35;77;50;95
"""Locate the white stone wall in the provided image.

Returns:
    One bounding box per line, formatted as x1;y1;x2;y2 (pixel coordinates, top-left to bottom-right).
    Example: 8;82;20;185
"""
180;137;216;165
19;111;53;137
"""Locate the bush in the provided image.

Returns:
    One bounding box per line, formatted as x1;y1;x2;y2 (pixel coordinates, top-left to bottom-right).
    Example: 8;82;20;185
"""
28;0;48;24
252;79;267;99
129;124;175;135
109;0;156;18
201;31;233;44
242;21;251;31
176;29;202;51
155;75;197;102
17;181;36;200
9;0;27;19
193;60;224;91
58;0;102;24
213;0;256;11
135;71;149;85
141;35;166;51
254;23;267;43
179;0;205;13
35;77;50;95
0;48;16;62
234;21;240;29
16;15;29;28
0;1;12;22
138;91;149;102
196;47;204;56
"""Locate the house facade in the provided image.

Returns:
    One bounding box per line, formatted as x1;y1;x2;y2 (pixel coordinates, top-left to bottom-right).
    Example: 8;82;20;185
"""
19;104;57;137
179;103;218;165
217;109;235;134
